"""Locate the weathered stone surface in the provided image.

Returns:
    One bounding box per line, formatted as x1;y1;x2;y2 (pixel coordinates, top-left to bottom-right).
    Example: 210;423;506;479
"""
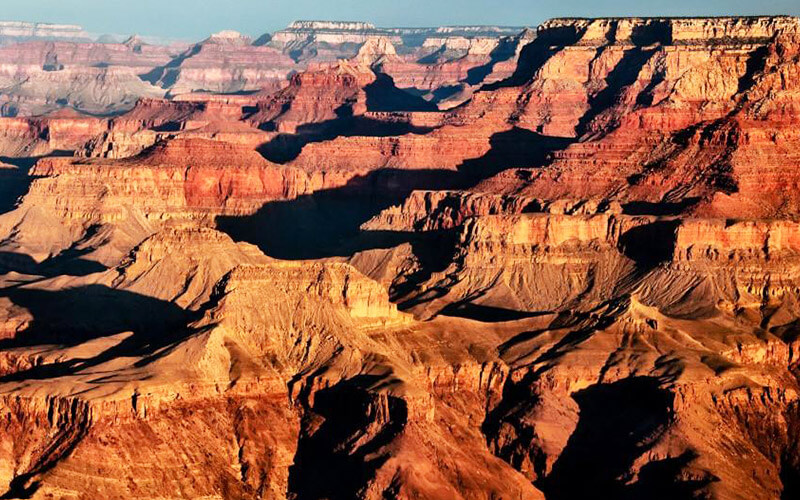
1;15;800;500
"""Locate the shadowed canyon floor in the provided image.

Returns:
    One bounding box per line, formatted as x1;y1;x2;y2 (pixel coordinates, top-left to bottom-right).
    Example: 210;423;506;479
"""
0;14;800;500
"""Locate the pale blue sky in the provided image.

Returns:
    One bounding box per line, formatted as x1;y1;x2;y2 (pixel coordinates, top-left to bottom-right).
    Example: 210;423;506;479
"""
4;0;800;40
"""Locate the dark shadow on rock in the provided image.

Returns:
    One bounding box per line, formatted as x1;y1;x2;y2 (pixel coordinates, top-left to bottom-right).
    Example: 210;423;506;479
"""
626;450;715;500
416;46;448;65
228;128;574;296
217;168;462;260
622;198;700;216
139;44;202;87
630;21;672;46
457;128;575;178
782;405;800;500
481;368;549;479
151;121;183;132
619;220;680;270
364;72;438;112
257;72;436;163
439;302;550;322
782;454;800;500
224;129;577;315
635;66;668;108
257;115;435;164
539;377;686;500
481;25;585;90
244;126;574;259
0;152;75;214
0;170;31;217
430;84;464;102
491;300;631;369
0;251;105;278
527;300;630;366
0;155;63;216
288;375;407;500
738;45;770;95
0;285;192;377
462;36;521;87
252;33;272;46
390;229;460;307
576;47;656;138
0;224;109;278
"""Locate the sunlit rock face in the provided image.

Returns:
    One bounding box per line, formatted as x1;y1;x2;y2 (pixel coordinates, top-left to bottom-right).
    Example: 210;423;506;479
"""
0;18;532;117
2;14;800;500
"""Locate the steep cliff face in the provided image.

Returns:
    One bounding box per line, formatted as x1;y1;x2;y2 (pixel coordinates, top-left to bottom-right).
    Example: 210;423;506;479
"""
379;28;536;108
540;16;800;45
0;137;316;269
390;212;643;318
248;61;376;133
76;96;275;159
0;40;175;116
266;20;526;66
143;35;297;96
466;17;800;218
354;207;800;500
0;227;542;499
37;138;311;211
0;112;110;158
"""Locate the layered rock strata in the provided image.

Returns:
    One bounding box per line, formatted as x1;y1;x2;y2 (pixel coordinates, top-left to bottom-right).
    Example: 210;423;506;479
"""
0;15;799;500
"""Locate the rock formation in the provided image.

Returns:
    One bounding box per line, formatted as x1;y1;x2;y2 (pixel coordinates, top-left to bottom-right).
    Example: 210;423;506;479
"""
0;19;533;116
0;21;91;43
0;14;800;500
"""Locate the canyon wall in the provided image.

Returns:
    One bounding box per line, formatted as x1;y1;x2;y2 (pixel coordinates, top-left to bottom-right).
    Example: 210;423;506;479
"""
0;14;799;500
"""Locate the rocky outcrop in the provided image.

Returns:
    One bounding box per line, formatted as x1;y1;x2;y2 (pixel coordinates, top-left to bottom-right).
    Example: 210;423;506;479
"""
0;112;109;156
375;28;535;108
81;97;271;159
270;21;387;56
0;236;541;499
33;138;312;214
248;61;376;133
390;213;644;318
459;18;800;219
361;190;622;232
0;137;314;267
267;21;525;62
355;36;399;66
0;21;90;42
362;190;539;231
110;227;272;310
142;38;296;96
0;39;177;116
541;16;800;45
674;219;800;261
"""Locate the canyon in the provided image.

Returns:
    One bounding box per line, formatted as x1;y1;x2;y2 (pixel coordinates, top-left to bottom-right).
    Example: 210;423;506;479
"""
0;13;798;500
